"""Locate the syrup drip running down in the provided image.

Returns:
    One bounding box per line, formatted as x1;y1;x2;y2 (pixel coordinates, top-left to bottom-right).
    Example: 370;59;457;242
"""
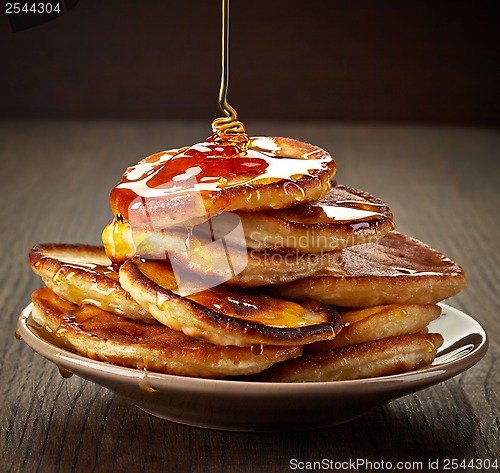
104;0;334;258
139;369;158;394
275;199;388;225
57;365;75;378
211;0;248;146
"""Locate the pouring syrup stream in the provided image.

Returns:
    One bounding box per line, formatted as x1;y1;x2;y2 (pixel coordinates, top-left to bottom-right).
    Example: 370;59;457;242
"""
211;0;248;145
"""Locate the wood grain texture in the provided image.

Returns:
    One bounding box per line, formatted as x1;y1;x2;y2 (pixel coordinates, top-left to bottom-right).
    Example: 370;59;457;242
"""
0;120;498;472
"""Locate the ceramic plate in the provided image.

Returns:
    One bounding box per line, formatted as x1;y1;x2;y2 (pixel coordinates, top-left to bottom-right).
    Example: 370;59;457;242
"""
17;303;488;432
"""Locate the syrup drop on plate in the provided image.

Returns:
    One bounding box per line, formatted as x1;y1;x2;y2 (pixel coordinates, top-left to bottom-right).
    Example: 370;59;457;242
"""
139;370;158;394
57;364;74;378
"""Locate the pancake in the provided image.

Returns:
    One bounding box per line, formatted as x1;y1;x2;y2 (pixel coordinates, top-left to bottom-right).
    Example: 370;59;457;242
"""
119;258;342;347
103;185;393;264
106;136;336;237
167;233;340;287
306;304;441;352
29;244;157;324
31;288;303;379
223;185;394;253
255;332;444;382
224;248;340;287
103;225;340;286
270;231;467;307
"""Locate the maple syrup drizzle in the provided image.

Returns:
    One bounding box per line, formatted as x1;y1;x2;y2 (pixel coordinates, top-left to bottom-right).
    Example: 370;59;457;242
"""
137;260;329;329
106;0;331;238
110;138;331;222
275;199;387;225
139;369;158;394
211;0;248;145
57;365;75;378
51;259;120;282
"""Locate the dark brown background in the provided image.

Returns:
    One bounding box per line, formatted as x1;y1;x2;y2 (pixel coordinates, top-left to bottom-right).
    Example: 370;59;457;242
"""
1;0;499;124
1;120;498;473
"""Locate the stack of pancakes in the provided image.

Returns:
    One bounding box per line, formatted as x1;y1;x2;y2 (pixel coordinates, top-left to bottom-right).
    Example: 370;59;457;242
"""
29;136;466;381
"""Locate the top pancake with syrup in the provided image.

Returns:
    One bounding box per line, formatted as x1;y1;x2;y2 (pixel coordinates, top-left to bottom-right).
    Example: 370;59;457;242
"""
106;135;336;234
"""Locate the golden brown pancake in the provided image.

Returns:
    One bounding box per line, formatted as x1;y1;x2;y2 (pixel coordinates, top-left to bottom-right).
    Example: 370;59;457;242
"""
106;136;336;237
229;185;394;253
29;244;157;324
255;333;444;382
270;231;466;307
306;304;441;352
167;235;340;287
31;288;303;378
119;258;342;347
102;226;340;286
102;185;393;265
227;248;339;287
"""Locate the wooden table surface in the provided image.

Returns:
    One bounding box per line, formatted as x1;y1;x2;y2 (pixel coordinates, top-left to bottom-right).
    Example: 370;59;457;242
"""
0;120;498;472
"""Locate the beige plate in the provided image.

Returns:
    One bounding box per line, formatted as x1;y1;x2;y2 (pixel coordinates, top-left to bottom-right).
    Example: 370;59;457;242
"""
17;303;488;432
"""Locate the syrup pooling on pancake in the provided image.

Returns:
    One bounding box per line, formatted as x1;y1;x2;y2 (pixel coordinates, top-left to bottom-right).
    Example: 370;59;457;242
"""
231;185;395;253
119;258;342;347
53;260;119;282
117;137;332;194
275;199;385;225
108;135;335;227
265;186;393;227
130;259;338;329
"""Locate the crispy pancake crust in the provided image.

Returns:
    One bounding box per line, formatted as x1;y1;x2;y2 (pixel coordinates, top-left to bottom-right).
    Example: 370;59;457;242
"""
119;258;342;347
232;185;394;253
306;304;441;352
270;232;467;307
29;244;157;323
255;333;444;382
109;136;336;230
31;288;303;378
